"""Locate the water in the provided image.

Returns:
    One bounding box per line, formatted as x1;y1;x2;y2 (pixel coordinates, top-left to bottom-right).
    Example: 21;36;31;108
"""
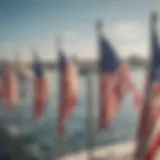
0;68;147;159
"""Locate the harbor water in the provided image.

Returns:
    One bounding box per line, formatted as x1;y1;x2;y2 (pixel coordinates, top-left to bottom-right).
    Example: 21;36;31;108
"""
0;68;146;159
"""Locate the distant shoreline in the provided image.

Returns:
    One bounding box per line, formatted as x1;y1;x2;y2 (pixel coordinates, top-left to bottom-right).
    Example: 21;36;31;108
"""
1;55;148;73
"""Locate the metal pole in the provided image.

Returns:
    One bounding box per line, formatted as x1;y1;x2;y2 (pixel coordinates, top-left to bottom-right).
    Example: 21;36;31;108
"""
95;19;104;134
135;11;158;159
15;52;23;129
86;64;94;160
55;36;66;160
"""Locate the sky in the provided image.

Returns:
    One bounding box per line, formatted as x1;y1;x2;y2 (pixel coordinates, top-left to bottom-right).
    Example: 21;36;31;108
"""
0;0;160;61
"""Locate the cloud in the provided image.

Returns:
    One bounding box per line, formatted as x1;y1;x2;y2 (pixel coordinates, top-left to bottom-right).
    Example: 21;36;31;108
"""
0;43;54;61
63;30;79;41
109;21;148;59
0;39;148;61
36;44;56;60
64;43;97;60
0;44;21;59
118;42;148;58
112;21;142;42
0;22;149;61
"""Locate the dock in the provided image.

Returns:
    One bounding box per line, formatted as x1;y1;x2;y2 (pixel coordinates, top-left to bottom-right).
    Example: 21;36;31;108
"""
0;119;136;160
58;141;136;160
0;123;42;160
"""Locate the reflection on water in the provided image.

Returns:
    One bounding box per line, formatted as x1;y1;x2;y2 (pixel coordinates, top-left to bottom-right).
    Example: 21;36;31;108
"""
0;68;146;158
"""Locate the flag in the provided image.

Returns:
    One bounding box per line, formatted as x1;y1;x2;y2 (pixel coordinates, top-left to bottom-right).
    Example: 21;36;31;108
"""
136;15;160;160
0;64;4;101
57;52;79;137
146;84;160;160
4;62;19;112
99;35;142;129
17;61;31;98
33;56;49;119
116;65;143;109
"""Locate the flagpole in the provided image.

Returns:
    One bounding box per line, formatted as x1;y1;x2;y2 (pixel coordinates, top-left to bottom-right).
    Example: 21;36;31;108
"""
31;51;43;133
56;36;66;160
86;63;94;160
95;20;104;135
135;12;158;159
85;19;104;160
15;52;23;129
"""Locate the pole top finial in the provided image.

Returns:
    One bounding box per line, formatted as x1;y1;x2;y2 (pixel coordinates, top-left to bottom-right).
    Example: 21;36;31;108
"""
95;20;104;34
32;49;39;60
55;36;63;50
151;11;158;32
15;51;20;57
151;11;158;23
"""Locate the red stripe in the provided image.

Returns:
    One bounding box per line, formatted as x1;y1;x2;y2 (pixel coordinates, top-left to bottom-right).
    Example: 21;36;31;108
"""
34;76;49;119
4;65;19;112
0;78;5;101
99;73;120;129
99;65;139;130
136;84;160;159
58;64;78;137
147;132;160;160
147;109;160;160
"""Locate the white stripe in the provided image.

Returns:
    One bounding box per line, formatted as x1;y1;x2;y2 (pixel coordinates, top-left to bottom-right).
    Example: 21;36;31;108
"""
148;116;160;146
155;149;160;160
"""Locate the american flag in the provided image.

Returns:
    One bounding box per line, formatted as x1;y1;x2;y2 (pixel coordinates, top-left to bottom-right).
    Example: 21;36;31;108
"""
99;35;142;129
4;61;19;112
33;55;49;119
136;14;160;160
146;83;160;160
57;51;79;138
0;64;4;101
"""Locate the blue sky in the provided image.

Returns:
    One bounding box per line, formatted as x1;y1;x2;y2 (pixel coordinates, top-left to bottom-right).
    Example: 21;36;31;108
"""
0;0;160;60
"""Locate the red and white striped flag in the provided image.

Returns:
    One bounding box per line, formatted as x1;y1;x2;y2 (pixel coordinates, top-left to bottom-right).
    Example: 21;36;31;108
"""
136;13;160;160
146;84;160;160
116;65;143;109
0;66;5;102
57;52;79;138
33;56;50;119
99;35;142;129
4;62;19;113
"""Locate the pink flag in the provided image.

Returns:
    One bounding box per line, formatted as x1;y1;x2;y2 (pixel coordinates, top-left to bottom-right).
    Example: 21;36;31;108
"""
4;62;19;112
117;65;143;109
58;53;79;138
0;72;5;102
34;77;49;119
136;14;160;160
138;84;160;160
99;35;142;130
33;57;50;119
